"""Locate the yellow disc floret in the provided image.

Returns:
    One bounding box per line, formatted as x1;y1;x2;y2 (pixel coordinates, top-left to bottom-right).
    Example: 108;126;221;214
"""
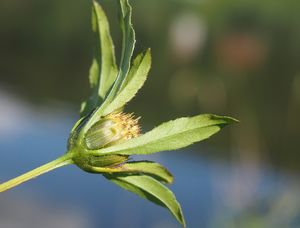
84;112;141;150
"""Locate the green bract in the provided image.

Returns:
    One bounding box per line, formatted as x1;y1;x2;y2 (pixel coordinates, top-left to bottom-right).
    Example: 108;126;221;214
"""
0;0;238;227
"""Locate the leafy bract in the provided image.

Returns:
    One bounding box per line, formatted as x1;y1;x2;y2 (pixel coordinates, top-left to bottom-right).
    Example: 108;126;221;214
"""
81;1;118;116
94;1;118;100
101;0;136;105
91;161;173;183
105;174;185;227
92;114;238;156
84;0;136;130
103;49;151;115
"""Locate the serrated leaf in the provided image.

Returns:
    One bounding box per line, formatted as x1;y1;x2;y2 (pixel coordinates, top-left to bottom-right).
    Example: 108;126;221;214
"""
92;114;238;156
103;49;151;115
91;161;173;183
84;0;136;130
104;174;186;227
81;1;118;116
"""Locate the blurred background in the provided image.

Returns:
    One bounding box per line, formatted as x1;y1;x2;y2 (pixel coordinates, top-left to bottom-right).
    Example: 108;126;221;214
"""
0;0;300;227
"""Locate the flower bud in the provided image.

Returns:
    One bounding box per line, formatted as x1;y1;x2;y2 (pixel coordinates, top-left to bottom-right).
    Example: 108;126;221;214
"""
84;112;140;150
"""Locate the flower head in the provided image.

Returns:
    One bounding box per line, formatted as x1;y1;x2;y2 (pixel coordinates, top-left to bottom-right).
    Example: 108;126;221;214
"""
85;112;140;150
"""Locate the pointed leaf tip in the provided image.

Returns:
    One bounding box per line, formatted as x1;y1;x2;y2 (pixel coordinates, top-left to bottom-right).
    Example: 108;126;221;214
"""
105;174;186;227
205;114;239;126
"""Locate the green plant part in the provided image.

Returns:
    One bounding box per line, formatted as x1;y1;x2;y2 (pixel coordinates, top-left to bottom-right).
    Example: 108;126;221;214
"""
0;0;238;227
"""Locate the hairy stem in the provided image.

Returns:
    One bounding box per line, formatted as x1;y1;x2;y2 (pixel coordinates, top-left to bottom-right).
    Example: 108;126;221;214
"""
0;153;73;193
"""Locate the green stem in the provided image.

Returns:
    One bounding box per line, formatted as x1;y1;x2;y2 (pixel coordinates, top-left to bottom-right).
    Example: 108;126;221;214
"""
0;153;73;193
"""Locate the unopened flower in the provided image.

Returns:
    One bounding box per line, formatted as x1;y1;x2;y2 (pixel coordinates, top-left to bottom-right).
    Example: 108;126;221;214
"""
85;112;140;150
